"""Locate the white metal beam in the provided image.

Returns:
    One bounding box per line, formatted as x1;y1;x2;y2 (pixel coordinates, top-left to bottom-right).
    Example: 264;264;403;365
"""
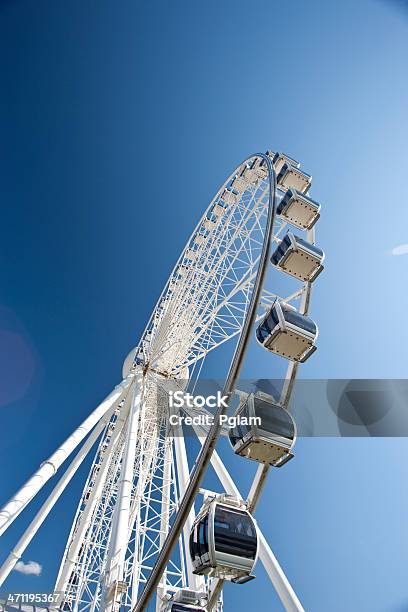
55;394;131;594
0;413;111;587
0;376;134;538
102;370;144;612
173;427;204;593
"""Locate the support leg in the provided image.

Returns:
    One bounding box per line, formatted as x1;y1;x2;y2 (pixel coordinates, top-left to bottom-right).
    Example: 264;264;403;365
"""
0;376;133;537
101;370;144;612
0;413;111;587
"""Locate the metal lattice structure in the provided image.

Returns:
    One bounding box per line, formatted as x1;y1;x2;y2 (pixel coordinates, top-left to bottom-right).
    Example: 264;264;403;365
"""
0;150;324;612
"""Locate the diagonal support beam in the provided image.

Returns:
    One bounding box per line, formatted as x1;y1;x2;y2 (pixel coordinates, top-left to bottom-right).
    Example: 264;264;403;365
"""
101;370;144;612
0;409;114;587
0;375;134;538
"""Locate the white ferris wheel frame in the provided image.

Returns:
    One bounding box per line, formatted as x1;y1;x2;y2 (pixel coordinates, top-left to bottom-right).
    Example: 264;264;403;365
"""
0;152;318;612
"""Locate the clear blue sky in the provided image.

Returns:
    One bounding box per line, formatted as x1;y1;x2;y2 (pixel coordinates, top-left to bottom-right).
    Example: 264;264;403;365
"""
1;1;408;610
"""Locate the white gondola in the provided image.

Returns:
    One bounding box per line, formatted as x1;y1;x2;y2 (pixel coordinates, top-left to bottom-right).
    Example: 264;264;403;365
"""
277;162;311;194
250;158;268;180
162;589;207;612
203;218;217;232
271;232;325;282
220;189;238;205
272;151;300;174
194;230;208;245
240;164;258;184
229;393;296;467
190;495;258;583
212;201;227;217
277;187;321;230
231;174;250;193
177;265;190;277
185;248;198;261
256;300;318;362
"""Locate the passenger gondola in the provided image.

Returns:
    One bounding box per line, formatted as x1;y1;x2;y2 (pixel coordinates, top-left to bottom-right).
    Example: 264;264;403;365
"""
189;495;258;583
177;265;190;277
212;200;227;217
277;162;311;194
194;230;208;245
240;164;258;184
220;188;238;205
231;174;249;193
204;218;217;232
250;157;268;180
162;589;207;612
229;392;296;466
185;248;198;261
276;187;321;230
256;300;318;362
271;151;300;174
271;232;325;282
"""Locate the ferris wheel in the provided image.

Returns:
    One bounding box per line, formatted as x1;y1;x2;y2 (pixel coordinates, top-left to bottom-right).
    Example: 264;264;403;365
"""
0;150;324;612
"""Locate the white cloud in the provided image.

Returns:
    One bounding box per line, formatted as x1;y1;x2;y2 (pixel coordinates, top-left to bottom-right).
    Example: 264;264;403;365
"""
391;244;408;256
14;560;42;576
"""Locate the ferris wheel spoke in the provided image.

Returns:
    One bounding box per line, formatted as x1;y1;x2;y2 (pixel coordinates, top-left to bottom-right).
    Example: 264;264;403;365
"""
175;267;258;357
148;188;270;373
